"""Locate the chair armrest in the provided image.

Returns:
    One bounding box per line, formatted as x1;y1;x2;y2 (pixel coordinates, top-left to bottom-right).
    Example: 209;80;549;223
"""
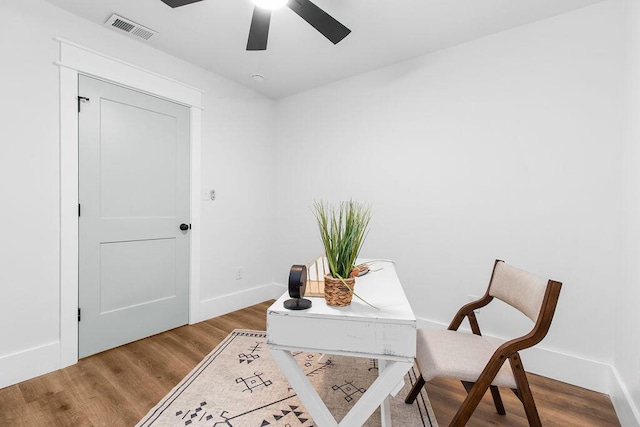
448;293;493;331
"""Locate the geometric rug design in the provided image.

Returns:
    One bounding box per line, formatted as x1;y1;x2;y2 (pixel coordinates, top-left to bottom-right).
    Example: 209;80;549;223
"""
137;330;438;427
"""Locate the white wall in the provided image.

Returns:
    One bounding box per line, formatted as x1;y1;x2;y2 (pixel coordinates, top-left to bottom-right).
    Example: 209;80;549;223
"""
275;1;624;393
2;1;637;421
615;0;640;424
0;0;278;388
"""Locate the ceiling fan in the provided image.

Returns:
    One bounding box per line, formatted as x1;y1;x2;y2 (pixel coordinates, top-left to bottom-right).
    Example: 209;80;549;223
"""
159;0;351;51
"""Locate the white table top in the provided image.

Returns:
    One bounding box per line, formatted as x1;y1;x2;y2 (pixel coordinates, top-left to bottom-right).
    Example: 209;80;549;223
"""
267;261;416;360
268;260;416;325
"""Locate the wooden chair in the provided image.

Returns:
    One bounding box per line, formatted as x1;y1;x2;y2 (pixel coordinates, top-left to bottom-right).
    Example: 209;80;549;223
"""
405;259;562;426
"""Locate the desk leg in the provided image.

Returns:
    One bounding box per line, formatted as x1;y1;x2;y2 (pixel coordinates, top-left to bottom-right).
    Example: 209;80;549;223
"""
269;348;338;427
339;360;412;427
378;360;392;427
377;359;406;426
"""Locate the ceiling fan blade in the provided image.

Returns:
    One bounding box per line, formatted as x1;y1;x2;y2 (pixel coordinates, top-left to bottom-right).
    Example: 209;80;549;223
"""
287;0;351;44
247;7;271;51
159;0;205;7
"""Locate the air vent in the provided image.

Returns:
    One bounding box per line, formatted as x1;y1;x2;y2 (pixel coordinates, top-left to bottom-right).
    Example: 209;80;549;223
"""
105;14;158;41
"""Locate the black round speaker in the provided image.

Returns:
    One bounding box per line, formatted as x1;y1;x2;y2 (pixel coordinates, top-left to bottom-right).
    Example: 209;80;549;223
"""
284;264;312;310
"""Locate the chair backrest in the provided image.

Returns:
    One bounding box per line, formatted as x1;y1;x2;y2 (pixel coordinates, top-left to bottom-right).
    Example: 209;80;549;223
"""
488;260;552;322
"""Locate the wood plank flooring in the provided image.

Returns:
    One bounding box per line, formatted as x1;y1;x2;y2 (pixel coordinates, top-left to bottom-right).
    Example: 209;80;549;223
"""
0;301;620;426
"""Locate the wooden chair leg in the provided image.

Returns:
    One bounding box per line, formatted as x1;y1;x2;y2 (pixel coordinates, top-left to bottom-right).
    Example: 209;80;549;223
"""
510;354;542;427
450;379;491;427
461;381;505;416
450;352;512;427
405;374;425;404
490;385;506;415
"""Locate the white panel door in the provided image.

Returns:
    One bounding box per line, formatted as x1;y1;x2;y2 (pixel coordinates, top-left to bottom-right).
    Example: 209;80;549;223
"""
78;75;190;358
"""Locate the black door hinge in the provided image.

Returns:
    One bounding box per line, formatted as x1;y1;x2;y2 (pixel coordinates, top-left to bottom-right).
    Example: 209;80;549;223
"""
78;203;81;217
77;96;90;112
78;308;81;322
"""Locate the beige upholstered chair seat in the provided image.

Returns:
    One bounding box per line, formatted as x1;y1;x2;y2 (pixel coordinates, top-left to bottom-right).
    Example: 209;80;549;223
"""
416;328;517;389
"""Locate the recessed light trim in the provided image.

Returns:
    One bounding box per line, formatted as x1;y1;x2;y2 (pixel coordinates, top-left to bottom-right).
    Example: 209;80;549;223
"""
253;0;287;10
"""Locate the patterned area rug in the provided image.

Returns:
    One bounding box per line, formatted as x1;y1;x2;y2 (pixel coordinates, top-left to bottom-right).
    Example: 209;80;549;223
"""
137;330;437;427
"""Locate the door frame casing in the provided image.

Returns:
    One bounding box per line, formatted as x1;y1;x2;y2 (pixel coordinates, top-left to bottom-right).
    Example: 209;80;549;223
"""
57;38;203;367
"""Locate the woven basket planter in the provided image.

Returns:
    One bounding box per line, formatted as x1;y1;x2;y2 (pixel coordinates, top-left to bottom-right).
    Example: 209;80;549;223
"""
323;275;356;306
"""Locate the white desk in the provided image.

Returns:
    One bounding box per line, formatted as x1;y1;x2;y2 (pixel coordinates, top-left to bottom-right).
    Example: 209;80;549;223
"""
267;261;416;427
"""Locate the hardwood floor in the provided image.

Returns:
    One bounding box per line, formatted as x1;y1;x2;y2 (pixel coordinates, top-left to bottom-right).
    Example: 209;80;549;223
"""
0;301;620;426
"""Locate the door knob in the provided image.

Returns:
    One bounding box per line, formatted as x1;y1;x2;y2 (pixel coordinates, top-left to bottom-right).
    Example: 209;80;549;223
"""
180;223;189;231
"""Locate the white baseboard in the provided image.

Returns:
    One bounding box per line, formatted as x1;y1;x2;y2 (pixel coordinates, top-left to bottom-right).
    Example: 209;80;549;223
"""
417;317;610;394
0;285;285;390
196;283;285;323
0;342;61;389
610;366;640;427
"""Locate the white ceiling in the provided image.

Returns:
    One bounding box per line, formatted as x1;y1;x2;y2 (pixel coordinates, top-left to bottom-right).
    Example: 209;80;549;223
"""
42;0;605;99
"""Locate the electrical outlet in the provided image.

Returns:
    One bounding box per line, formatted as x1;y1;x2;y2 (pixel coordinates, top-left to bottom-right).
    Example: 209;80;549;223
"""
201;188;216;201
235;267;243;280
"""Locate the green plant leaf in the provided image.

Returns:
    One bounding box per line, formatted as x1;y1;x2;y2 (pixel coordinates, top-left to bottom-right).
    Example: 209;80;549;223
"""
311;200;376;309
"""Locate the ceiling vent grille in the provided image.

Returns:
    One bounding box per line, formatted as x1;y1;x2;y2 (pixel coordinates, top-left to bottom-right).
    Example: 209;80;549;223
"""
105;14;158;41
